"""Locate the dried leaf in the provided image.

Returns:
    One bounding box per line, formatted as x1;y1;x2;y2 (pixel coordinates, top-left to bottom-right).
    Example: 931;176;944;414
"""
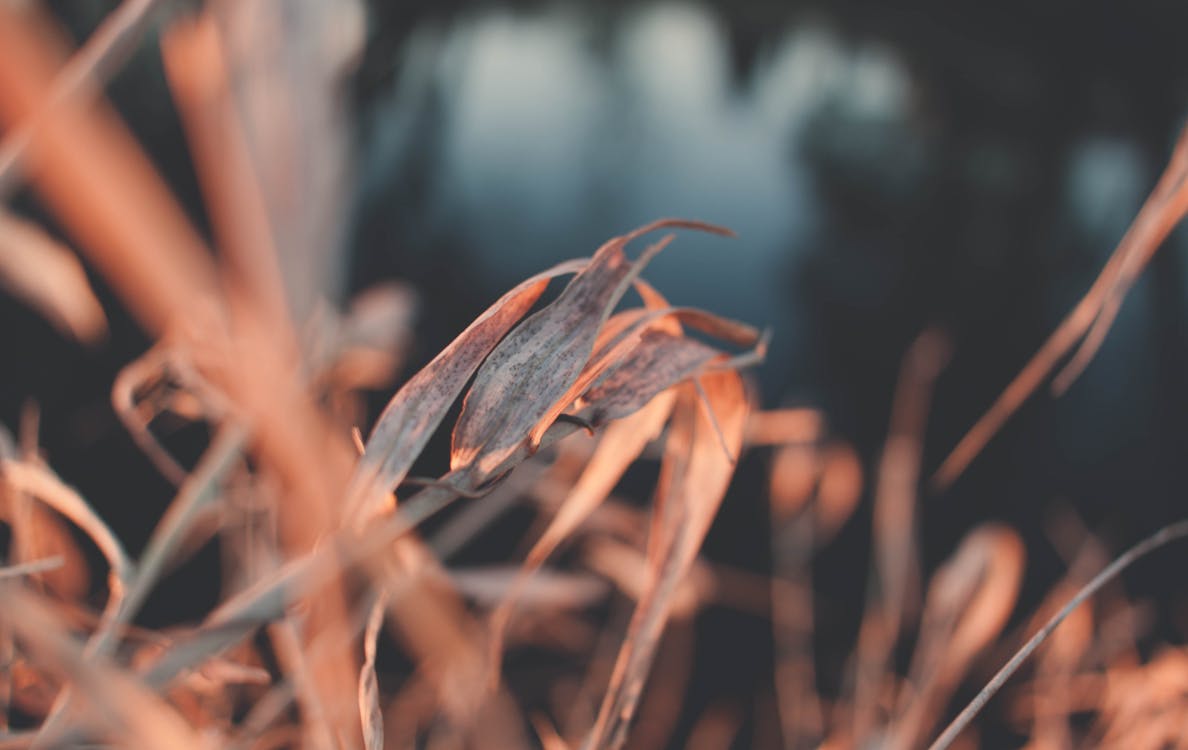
451;220;731;478
211;0;365;321
87;423;248;658
0;209;107;343
0;460;132;628
583;369;749;750
563;305;761;442
890;525;1024;750
575;331;723;424
853;330;948;740
0;587;208;750
351;258;586;511
487;390;676;661
929;519;1188;750
582;538;709;620
0;4;221;337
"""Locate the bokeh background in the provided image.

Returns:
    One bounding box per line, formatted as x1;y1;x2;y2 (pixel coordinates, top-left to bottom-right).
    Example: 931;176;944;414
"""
4;1;1188;746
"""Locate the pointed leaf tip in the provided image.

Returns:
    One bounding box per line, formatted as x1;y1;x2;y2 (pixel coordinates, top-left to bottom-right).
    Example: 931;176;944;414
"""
451;220;732;479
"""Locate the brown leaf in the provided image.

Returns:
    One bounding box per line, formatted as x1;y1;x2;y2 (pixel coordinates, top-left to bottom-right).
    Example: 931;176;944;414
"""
487;389;677;662
583;369;749;750
0;587;208;750
451;220;731;479
889;524;1024;750
576;331;724;425
556;306;761;446
0;460;132;628
0;4;221;337
350;258;586;512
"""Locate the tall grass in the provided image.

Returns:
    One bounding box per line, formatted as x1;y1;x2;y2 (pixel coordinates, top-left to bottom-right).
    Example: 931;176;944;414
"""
1;3;1187;750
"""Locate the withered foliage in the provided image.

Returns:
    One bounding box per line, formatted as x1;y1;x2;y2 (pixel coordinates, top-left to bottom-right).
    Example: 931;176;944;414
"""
2;4;1188;750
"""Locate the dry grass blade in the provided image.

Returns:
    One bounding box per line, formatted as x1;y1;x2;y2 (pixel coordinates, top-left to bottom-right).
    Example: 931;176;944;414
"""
351;258;587;510
266;620;337;750
576;331;735;425
891;525;1024;750
487;390;676;666
211;0;364;322
928;518;1188;750
854;330;949;738
375;557;490;724
453;566;610;609
0;586;207;750
92;423;248;655
0;460;132;625
451;220;730;478
582;538;708;618
26;427;245;748
532;712;572;750
0;4;221;337
358;597;385;750
933;123;1188;488
582;369;748;750
0;0;169;195
4;484;89;600
767;421;839;747
0;556;63;581
161;13;292;338
140;572;300;691
110;346;199;486
0;210;107;344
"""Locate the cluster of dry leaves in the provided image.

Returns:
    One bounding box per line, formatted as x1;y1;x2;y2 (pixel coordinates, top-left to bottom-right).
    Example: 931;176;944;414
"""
2;3;1188;750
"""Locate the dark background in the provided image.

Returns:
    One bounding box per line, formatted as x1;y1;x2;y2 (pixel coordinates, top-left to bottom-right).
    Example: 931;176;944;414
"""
3;1;1188;746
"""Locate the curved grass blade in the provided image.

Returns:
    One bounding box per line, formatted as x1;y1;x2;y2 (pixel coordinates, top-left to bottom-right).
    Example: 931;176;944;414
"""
451;220;731;479
933;123;1188;489
0;587;206;750
927;518;1188;750
582;369;749;750
349;258;586;514
486;389;678;666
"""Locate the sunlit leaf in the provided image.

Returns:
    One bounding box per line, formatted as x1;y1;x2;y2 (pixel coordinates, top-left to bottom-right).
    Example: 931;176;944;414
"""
351;258;586;512
583;369;749;750
451;220;731;479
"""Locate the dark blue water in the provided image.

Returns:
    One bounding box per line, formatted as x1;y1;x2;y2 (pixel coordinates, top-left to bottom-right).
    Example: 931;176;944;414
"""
351;2;1181;444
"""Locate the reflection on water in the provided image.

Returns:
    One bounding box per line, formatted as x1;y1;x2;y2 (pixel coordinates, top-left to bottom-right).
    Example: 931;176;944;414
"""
353;2;1178;511
356;3;921;395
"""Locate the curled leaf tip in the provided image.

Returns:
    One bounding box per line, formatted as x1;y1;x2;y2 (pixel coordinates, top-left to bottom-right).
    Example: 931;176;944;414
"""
622;218;735;242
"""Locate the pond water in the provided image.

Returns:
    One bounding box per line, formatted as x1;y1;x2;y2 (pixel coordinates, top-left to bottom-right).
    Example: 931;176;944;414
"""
353;3;933;402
